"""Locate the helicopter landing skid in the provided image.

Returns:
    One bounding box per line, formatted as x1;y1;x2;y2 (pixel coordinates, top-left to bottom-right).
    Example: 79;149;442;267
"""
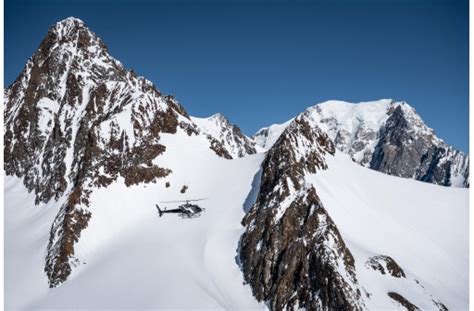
179;213;202;219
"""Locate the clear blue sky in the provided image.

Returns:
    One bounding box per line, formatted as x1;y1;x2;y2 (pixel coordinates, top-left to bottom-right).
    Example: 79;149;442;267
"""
5;0;469;152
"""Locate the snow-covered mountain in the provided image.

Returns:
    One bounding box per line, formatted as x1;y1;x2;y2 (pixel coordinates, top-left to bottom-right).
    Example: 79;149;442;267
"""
4;17;252;288
5;17;468;310
253;99;469;188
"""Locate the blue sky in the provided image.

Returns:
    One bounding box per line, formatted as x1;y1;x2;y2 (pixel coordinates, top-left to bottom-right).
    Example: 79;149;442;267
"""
5;0;469;152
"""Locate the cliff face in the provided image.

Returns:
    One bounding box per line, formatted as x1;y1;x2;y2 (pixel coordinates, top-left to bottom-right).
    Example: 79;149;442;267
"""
370;105;469;187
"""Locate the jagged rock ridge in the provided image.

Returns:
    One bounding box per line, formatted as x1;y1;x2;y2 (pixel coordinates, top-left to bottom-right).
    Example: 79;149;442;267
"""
191;113;257;159
240;112;367;310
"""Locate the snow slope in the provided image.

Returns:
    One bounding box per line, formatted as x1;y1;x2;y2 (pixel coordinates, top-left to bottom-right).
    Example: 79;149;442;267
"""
310;152;468;309
5;177;61;309
252;118;293;150
5;128;265;310
5;130;467;309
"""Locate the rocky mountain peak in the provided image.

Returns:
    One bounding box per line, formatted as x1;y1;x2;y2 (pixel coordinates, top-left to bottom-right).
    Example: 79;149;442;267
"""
5;18;200;287
209;112;226;120
388;101;436;137
47;17;107;51
205;113;234;129
191;113;257;159
38;16;110;65
51;17;87;37
55;16;85;26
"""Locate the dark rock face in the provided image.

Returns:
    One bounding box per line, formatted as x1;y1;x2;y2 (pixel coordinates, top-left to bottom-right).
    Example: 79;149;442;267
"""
208;136;233;159
365;255;405;278
240;114;366;310
388;292;419;311
4;17;196;287
45;187;91;287
229;123;258;157
370;105;469;187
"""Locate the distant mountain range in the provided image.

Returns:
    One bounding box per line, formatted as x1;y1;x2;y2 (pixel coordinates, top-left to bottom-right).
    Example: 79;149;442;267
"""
4;17;468;310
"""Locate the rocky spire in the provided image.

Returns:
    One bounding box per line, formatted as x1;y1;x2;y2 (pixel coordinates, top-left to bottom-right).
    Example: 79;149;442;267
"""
240;114;366;310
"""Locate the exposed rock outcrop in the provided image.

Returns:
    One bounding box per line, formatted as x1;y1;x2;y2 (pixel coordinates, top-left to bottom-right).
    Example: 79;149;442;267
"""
388;292;419;311
365;255;405;278
370;105;469;187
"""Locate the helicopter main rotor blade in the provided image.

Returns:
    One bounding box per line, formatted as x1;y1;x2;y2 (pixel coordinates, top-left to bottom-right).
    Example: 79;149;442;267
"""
159;198;208;203
159;200;188;203
186;198;208;202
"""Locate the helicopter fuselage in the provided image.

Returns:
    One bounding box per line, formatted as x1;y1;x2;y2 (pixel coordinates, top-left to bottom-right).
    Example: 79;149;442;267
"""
156;203;205;219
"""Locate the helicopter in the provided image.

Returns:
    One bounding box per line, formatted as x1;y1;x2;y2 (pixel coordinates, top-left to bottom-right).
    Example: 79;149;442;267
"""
156;199;207;219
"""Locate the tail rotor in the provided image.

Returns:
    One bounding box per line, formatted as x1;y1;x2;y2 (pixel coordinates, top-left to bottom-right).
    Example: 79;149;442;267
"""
156;204;163;217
